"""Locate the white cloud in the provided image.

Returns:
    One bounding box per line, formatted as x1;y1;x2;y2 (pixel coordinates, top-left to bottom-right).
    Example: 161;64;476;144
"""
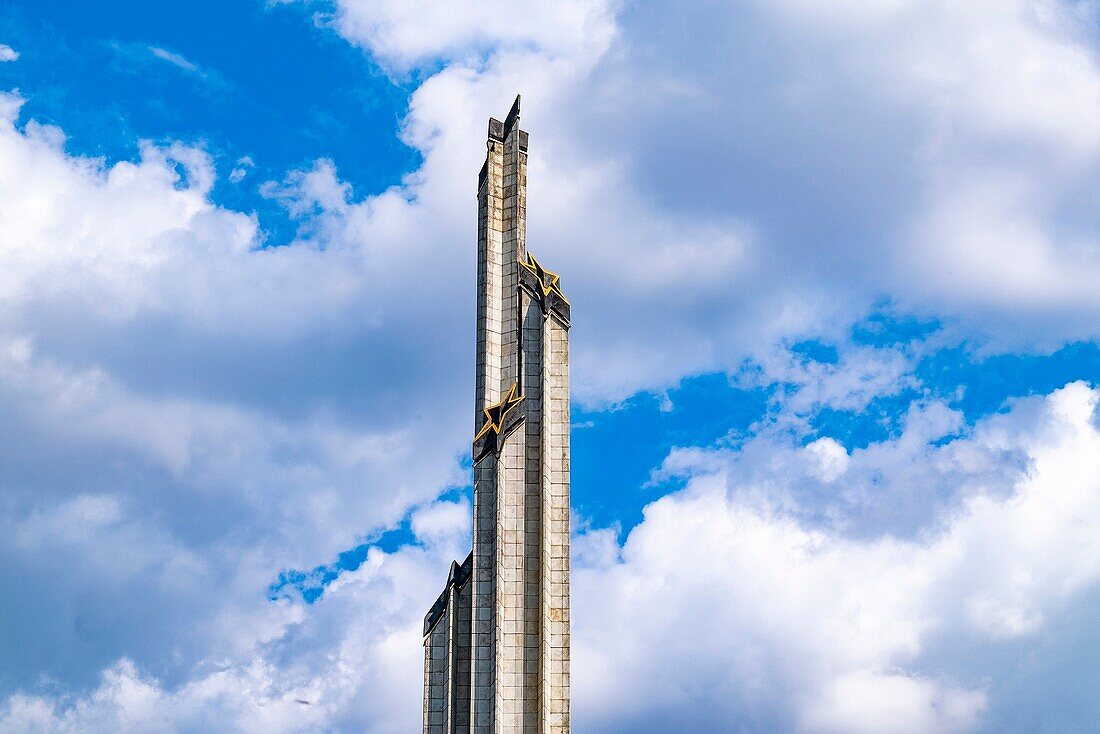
803;671;985;734
0;88;471;696
229;155;253;183
0;44;18;63
805;437;850;482
900;170;1100;346
299;0;1100;402
744;343;918;415
148;46;200;74
322;0;617;73
572;383;1100;732
409;497;471;550
0;501;467;734
4;379;1097;732
1;0;1100;731
764;0;1100;156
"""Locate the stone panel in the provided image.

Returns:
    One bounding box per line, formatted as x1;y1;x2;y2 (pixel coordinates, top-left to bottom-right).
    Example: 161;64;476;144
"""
538;314;570;733
425;603;450;734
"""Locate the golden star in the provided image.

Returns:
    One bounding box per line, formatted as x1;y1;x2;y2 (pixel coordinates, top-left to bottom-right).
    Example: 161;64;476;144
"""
474;383;525;441
521;252;568;303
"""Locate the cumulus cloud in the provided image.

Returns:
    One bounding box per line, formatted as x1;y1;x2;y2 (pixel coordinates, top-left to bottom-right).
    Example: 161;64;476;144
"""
0;44;18;63
0;89;471;693
742;341;919;415
573;383;1100;732
6;380;1096;733
297;0;1100;401
320;0;617;73
0;496;469;734
1;0;1100;731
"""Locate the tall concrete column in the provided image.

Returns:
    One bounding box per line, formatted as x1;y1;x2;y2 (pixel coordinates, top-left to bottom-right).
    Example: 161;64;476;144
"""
423;94;570;734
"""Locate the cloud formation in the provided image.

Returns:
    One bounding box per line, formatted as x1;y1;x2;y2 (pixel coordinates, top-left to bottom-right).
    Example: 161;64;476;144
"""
4;375;1098;732
0;90;467;694
306;0;1100;401
573;383;1100;732
0;0;1098;732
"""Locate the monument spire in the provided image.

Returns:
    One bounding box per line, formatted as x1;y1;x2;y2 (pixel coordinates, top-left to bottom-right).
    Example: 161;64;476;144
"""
423;95;571;734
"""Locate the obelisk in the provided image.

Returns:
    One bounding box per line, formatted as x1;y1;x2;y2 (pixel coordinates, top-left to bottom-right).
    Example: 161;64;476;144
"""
422;94;571;734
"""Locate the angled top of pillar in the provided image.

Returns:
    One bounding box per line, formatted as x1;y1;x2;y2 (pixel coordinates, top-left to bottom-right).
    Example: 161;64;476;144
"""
423;551;474;637
487;93;523;142
503;94;521;137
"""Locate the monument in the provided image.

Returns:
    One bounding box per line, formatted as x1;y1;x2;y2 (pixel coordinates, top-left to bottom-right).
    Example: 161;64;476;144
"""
422;95;571;734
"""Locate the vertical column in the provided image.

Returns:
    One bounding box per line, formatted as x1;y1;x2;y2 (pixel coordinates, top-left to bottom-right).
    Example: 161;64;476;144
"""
472;459;498;732
452;582;473;734
540;315;570;734
493;109;526;733
472;124;506;733
522;292;544;733
445;585;457;733
494;428;524;732
425;607;450;734
507;103;541;733
475;133;505;433
423;635;431;734
468;94;568;734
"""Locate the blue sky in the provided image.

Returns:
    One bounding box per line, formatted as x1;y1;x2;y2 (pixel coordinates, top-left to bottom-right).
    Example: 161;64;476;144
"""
1;1;1100;733
0;0;416;242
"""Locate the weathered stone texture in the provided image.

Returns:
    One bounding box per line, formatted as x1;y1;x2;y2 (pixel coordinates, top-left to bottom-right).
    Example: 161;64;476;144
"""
423;95;570;734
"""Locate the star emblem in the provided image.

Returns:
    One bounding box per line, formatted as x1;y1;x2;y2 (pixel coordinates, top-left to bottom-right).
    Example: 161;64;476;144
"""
474;383;525;441
521;252;568;303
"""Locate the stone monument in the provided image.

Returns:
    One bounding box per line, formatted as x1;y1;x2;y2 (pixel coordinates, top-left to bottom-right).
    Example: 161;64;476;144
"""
422;94;571;734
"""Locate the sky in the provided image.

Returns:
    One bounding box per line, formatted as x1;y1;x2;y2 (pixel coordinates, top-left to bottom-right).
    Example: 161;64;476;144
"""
0;0;1099;732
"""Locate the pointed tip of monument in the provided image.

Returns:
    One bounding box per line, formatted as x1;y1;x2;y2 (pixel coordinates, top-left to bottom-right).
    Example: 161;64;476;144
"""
487;94;524;143
502;93;522;139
